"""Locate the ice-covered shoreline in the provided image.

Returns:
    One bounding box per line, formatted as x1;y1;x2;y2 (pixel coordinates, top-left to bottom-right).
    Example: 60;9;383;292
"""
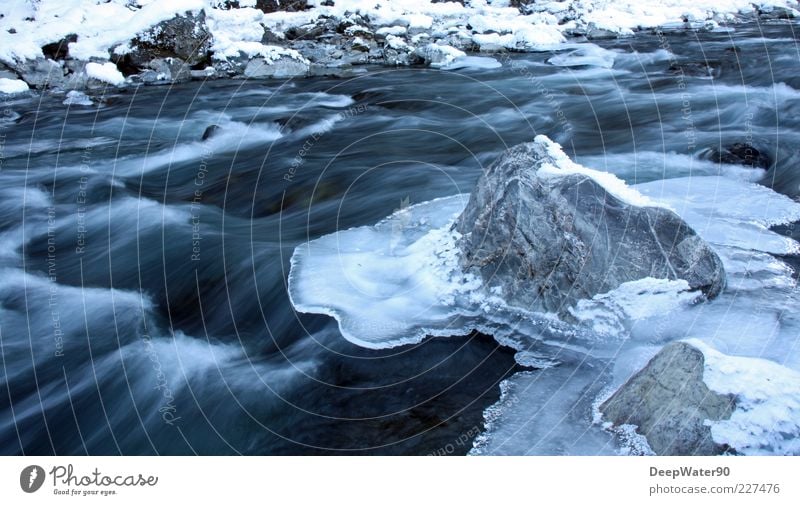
1;0;799;92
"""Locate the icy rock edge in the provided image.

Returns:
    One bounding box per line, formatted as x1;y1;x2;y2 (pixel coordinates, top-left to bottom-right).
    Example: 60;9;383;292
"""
455;135;726;316
288;136;725;349
600;340;800;455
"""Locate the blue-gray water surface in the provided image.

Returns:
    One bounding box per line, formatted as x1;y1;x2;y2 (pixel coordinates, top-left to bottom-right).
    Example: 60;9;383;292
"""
1;22;799;455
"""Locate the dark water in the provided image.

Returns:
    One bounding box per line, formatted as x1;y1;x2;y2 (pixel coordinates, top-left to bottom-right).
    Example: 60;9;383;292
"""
1;22;799;455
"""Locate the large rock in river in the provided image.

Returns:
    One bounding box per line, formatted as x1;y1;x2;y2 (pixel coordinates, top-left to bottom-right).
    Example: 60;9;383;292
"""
455;136;725;314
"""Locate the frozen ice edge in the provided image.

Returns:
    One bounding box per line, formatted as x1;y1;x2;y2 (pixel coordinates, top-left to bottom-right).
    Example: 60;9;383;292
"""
288;194;475;350
287;137;800;454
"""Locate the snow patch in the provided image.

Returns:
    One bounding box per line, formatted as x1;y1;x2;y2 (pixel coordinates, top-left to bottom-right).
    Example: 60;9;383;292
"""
62;90;93;106
0;78;29;94
686;339;800;456
85;62;126;85
533;135;667;209
570;278;702;338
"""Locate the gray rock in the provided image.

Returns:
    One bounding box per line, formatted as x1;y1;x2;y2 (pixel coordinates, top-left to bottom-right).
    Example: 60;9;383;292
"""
382;47;415;66
123;11;210;70
148;57;191;83
351;38;371;52
0;63;18;80
585;23;620;40
201;125;221;141
16;58;66;88
137;70;162;84
243;57;309;78
600;342;736;455
253;0;309;14
289;41;353;65
454;140;725;315
62;71;89;90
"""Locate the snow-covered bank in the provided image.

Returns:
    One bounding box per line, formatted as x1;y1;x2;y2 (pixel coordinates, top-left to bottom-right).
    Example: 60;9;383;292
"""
1;0;799;92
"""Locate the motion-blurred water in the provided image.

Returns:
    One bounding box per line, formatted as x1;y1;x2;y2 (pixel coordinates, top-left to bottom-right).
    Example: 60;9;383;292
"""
1;22;799;454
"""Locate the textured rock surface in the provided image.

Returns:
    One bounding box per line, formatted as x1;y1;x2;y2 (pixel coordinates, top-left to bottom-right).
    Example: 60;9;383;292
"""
600;342;735;455
14;58;66;88
123;12;211;71
455;139;725;314
244;56;309;78
712;142;772;169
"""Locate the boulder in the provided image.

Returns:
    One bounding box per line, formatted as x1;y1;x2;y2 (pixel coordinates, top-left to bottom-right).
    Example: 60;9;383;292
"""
15;58;66;88
41;34;78;61
243;56;309;78
454;137;725;315
120;12;211;72
600;342;735;455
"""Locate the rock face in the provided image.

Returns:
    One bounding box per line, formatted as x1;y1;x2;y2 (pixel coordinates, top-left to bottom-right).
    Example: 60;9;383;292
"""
600;342;736;455
255;0;309;13
244;57;309;78
455;138;725;314
14;58;66;88
41;34;78;61
120;12;211;73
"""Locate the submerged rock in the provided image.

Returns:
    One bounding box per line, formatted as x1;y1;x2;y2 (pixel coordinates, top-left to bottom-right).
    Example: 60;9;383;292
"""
707;142;772;170
600;342;735;455
454;137;725;315
201;125;221;141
